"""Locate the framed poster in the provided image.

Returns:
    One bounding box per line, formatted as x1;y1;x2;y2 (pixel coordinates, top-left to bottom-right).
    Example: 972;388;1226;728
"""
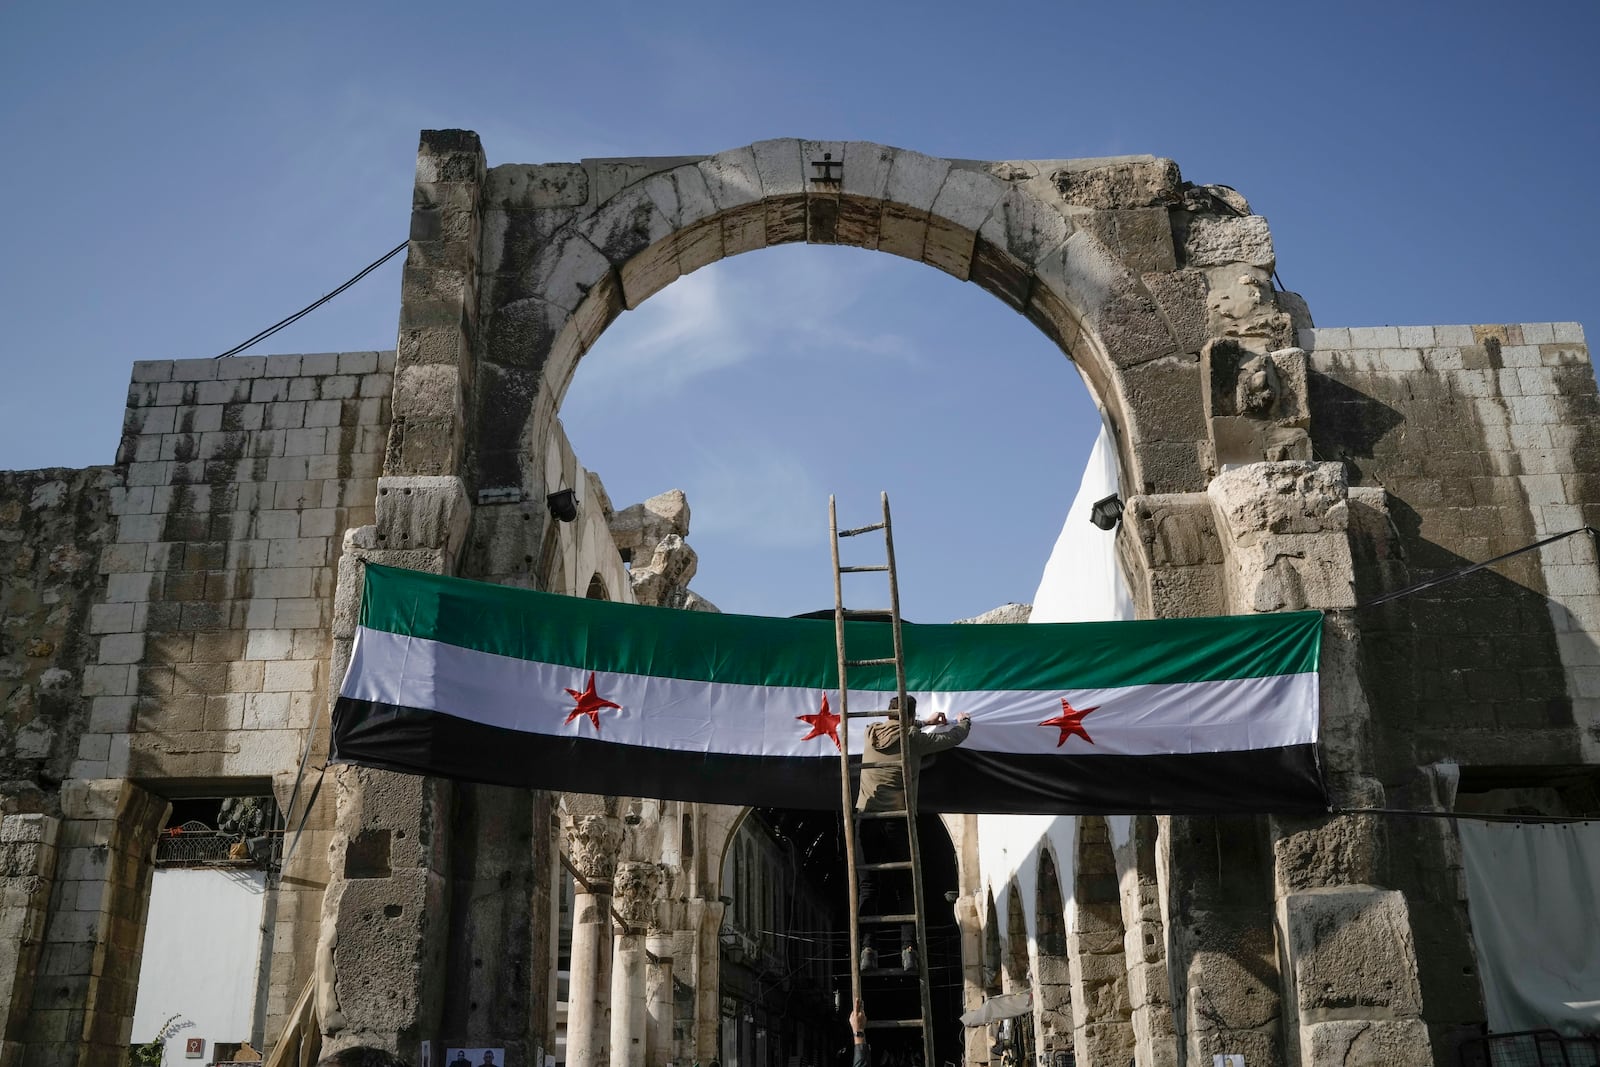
446;1048;506;1067
185;1039;205;1059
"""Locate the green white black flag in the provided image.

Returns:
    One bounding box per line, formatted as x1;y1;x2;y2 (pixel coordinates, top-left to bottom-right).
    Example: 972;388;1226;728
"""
332;565;1326;814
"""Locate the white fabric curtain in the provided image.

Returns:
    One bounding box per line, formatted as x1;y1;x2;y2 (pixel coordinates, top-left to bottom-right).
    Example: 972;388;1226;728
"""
1030;423;1133;624
1459;819;1600;1035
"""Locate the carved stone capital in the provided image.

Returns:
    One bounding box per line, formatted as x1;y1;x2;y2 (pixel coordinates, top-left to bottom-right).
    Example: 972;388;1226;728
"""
613;861;662;931
566;814;623;888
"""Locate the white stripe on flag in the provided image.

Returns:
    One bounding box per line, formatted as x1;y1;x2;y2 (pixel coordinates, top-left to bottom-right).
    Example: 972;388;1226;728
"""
342;626;1318;758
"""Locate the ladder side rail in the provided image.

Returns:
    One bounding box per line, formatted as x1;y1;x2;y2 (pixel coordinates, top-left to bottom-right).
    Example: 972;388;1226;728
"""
881;491;937;1067
831;495;865;1012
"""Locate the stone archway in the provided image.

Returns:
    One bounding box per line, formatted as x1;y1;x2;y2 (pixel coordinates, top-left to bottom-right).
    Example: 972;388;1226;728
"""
380;131;1307;605
463;139;1220;527
328;129;1454;1067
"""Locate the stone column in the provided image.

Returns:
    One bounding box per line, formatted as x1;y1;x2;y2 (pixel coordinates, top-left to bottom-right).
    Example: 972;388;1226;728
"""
644;932;674;1067
1161;815;1285;1067
23;781;167;1067
1114;819;1178;1067
610;863;660;1067
1208;462;1432;1065
1066;818;1135;1067
317;126;484;1059
0;813;59;1067
685;897;725;1065
952;893;987;1067
566;815;622;1067
319;482;473;1058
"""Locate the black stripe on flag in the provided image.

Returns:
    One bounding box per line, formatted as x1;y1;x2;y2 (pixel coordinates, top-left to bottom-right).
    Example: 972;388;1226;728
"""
331;698;1327;815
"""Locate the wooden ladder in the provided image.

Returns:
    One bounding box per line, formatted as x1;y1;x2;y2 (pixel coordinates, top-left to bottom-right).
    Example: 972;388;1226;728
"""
830;492;936;1067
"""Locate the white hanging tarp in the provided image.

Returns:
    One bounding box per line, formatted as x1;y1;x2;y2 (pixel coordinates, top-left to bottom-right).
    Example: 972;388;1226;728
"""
1459;819;1600;1035
1030;423;1133;624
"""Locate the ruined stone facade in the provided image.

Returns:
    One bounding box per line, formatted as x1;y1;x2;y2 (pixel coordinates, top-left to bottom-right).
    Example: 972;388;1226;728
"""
1;131;1597;1067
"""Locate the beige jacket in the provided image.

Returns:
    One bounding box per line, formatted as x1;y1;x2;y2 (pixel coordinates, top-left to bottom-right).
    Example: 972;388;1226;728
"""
855;717;971;812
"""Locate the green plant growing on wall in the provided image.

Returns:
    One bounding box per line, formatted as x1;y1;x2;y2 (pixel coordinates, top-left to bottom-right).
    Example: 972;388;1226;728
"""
128;1014;191;1067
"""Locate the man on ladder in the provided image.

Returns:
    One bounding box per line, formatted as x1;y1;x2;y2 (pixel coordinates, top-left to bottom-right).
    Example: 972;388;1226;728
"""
856;696;972;919
857;695;972;814
830;493;976;1067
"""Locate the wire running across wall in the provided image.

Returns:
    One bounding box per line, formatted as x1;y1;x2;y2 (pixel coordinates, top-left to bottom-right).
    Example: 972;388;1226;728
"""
210;240;407;360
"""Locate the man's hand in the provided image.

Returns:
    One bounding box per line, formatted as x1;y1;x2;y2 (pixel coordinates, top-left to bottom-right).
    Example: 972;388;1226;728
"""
850;998;867;1039
924;712;949;727
957;712;971;725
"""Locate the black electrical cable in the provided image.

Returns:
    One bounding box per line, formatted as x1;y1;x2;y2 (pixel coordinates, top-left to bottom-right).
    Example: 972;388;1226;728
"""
1334;807;1595;825
1351;527;1598;610
210;240;407;359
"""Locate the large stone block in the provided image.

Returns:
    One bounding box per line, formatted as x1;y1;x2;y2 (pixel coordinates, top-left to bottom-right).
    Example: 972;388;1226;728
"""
1077;208;1177;275
374;476;471;560
924;167;1007;278
1301;1018;1432;1066
1050;157;1181;209
1280;887;1423;1017
1184;214;1275;269
696;146;763;215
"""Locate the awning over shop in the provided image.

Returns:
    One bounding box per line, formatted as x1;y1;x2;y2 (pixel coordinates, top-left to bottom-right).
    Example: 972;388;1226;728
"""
959;991;1033;1027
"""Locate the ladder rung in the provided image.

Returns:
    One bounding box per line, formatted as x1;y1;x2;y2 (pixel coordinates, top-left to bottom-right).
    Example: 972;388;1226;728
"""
862;967;920;977
865;1019;925;1029
860;860;914;871
856;810;909;820
839;564;889;573
838;522;887;537
846;657;896;667
844;711;891;719
838;607;893;618
860;913;918;924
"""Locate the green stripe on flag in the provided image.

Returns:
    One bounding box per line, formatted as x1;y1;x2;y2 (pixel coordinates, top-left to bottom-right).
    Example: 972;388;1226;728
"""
359;564;1321;692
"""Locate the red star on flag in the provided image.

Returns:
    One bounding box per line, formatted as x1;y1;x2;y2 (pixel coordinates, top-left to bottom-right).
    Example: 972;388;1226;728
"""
564;672;621;733
797;693;842;751
1040;697;1098;748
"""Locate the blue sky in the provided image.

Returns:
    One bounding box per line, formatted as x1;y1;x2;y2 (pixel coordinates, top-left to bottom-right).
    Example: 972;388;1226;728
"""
3;2;1597;621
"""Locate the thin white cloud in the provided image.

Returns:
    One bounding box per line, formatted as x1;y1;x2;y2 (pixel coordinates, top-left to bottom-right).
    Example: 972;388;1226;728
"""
567;246;922;417
681;442;827;551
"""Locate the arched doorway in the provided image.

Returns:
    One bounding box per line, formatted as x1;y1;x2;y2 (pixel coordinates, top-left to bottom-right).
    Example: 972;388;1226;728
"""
709;806;963;1067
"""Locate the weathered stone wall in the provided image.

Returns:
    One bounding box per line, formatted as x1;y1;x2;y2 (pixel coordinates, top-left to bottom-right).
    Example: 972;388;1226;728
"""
1304;321;1600;1058
1307;323;1599;772
10;351;395;1067
0;468;116;808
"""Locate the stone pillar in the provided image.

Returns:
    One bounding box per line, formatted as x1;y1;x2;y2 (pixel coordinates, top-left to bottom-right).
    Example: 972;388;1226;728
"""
644;932;673;1067
952;893;987;1067
317;126;484;1059
318;765;453;1057
610;863;660;1067
1066;819;1135;1067
566;815;622;1067
0;814;59;1067
685;897;725;1065
1208;462;1432;1065
389;129;484;481
1162;815;1285;1067
23;781;167;1067
440;783;543;1066
1115;819;1178;1067
320;482;473;1058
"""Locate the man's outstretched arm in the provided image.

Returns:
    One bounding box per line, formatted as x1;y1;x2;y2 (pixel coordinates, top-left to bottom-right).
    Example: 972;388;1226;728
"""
850;999;869;1067
913;712;972;754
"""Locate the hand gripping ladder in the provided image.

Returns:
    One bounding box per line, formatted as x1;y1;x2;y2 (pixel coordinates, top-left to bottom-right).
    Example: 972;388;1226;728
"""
831;493;936;1067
